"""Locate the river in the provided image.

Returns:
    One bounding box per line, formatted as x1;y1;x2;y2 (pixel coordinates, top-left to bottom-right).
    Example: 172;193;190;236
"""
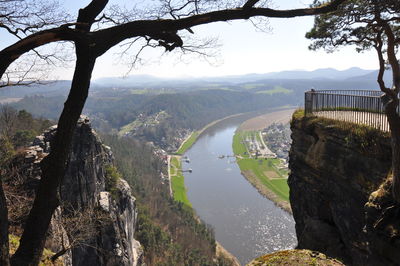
182;112;297;265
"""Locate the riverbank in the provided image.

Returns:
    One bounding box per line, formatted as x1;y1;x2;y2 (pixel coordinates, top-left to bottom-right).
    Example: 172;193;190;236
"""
233;131;292;213
176;112;246;155
168;155;241;264
169;108;296;263
233;110;295;214
173;108;295;212
177;107;295;155
168;154;240;264
169;155;191;207
216;242;241;266
172;112;256;204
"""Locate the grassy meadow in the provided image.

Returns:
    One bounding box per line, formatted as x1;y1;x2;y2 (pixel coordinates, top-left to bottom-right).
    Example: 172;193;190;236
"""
170;156;192;207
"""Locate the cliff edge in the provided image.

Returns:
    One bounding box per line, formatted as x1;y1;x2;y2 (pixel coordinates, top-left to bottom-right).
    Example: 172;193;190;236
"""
7;117;142;265
289;111;400;265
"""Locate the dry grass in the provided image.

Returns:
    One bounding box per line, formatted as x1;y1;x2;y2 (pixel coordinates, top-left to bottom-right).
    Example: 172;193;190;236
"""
292;109;389;139
264;170;280;179
247;249;344;266
238;109;295;131
0;98;22;104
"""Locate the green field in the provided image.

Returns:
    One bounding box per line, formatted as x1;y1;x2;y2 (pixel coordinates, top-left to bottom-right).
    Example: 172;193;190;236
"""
256;86;293;95
237;158;289;201
232;131;249;156
232;130;290;202
176;132;200;155
242;83;264;90
118;120;141;136
170;157;192;207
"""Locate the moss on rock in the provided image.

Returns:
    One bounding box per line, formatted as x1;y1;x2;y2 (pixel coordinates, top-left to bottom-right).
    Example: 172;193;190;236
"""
9;234;64;266
247;249;344;266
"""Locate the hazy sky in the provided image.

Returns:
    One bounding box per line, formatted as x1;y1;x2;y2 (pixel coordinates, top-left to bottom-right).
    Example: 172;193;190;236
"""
3;0;379;80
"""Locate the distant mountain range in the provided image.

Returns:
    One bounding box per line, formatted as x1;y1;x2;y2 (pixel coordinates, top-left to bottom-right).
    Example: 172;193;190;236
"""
0;67;394;98
93;67;377;87
229;67;375;81
347;69;392;82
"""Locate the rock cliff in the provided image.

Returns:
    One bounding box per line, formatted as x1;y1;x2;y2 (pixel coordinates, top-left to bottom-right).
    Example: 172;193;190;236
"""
12;117;142;265
289;112;400;265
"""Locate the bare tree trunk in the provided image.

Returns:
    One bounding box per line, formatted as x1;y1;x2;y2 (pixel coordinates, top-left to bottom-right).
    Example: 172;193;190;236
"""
381;21;400;202
10;44;96;266
0;180;10;266
389;107;400;203
376;21;400;203
385;97;400;202
392;139;400;202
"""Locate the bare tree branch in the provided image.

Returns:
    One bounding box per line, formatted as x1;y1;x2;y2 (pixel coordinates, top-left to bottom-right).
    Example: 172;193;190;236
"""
243;0;261;10
0;0;70;38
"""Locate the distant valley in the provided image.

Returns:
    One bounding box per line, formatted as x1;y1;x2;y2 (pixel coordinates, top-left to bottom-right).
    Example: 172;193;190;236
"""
1;67;394;265
0;67;390;151
0;67;389;99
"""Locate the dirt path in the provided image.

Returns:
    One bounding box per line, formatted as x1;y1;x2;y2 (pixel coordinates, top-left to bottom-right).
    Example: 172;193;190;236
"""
0;97;22;104
167;155;173;197
258;131;275;157
238;109;296;131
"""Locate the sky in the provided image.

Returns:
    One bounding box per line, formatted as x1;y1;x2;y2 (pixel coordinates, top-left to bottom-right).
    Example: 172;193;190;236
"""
2;0;379;80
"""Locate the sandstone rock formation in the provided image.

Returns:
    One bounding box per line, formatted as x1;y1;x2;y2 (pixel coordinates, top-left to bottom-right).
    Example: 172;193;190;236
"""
14;117;142;265
289;114;396;265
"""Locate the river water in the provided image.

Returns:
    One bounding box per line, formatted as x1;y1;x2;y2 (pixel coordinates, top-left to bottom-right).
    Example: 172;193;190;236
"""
182;113;297;265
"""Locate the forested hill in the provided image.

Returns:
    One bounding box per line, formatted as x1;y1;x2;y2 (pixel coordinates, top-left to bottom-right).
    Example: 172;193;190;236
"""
12;88;292;126
92;89;294;129
6;67;385;151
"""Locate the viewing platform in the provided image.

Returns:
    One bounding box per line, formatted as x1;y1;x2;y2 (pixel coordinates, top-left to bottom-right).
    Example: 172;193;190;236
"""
305;90;389;132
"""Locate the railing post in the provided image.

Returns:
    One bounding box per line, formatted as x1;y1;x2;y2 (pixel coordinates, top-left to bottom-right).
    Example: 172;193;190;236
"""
305;90;314;115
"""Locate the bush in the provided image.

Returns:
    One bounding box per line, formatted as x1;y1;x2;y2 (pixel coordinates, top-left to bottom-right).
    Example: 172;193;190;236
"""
105;165;121;199
12;130;37;147
0;137;15;168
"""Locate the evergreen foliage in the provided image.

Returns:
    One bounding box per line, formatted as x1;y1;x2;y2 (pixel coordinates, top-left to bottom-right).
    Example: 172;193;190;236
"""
104;165;121;200
0;107;52;168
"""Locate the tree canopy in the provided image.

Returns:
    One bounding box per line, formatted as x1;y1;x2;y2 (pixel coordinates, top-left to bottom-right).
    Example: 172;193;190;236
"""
306;0;400;90
307;0;399;50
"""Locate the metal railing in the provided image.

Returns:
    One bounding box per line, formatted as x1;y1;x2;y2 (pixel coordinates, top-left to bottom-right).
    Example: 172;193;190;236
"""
305;90;390;131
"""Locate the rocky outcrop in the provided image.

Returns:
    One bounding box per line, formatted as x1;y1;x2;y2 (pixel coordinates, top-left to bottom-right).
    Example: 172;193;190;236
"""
17;117;142;265
289;113;393;265
247;249;344;266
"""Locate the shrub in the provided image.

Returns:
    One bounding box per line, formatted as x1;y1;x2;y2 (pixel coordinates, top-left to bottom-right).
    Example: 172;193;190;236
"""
105;165;121;200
